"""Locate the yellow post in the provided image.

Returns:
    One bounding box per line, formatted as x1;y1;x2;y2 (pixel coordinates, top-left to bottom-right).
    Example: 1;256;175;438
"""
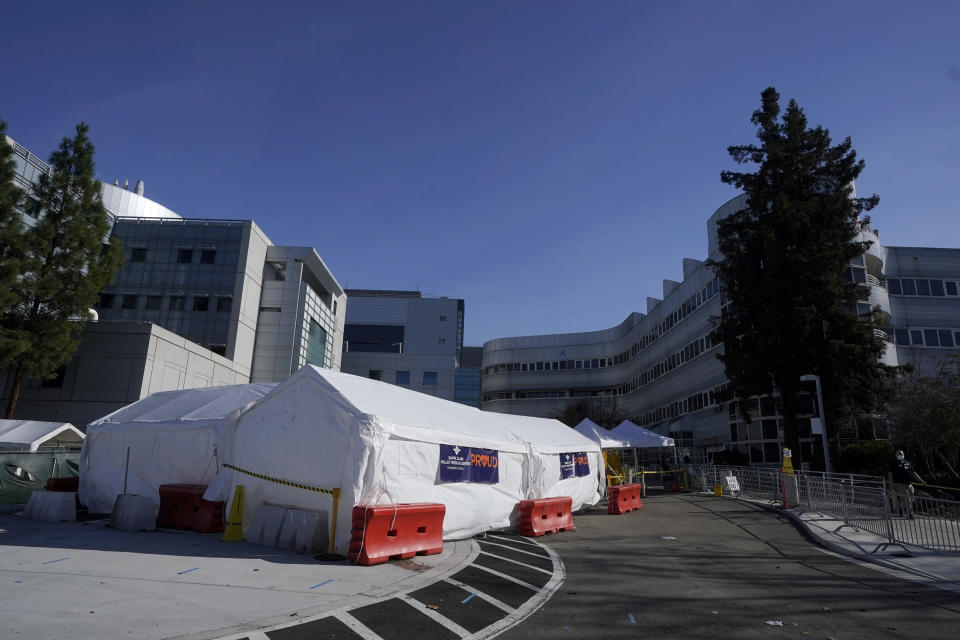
329;488;340;555
222;484;245;541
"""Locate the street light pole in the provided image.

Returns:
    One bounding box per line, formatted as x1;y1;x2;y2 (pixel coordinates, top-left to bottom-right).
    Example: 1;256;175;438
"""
800;374;832;473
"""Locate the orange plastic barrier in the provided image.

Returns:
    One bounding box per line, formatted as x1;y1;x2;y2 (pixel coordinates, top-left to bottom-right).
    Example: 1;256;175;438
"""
157;484;225;533
349;503;445;566
607;483;643;515
516;496;574;537
45;477;79;492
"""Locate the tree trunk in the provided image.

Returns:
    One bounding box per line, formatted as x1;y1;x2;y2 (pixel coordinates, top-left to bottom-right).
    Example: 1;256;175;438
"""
5;363;23;419
780;381;803;469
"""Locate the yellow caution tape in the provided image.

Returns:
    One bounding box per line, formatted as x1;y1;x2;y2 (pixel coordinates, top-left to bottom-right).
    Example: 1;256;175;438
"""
222;463;339;496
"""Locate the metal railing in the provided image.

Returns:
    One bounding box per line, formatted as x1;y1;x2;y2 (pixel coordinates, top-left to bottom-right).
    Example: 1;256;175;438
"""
695;464;960;555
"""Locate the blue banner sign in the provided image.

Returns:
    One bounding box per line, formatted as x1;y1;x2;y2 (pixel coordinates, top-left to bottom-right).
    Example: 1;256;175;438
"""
439;445;500;484
559;452;591;479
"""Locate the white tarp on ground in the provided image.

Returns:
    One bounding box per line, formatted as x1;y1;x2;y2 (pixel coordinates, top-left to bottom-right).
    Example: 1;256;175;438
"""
612;420;676;448
78;384;276;514
573;418;638;449
205;366;601;553
0;420;84;451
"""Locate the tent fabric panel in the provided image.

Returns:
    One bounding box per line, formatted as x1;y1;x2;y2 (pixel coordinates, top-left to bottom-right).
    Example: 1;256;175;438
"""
79;426;221;514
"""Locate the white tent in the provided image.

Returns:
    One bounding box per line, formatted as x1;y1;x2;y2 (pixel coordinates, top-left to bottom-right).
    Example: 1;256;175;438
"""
612;420;676;448
205;366;601;553
0;420;84;451
79;383;276;514
573;418;638;449
492;413;603;510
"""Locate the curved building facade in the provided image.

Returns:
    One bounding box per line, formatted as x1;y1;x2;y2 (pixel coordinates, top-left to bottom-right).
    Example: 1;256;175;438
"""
481;195;960;463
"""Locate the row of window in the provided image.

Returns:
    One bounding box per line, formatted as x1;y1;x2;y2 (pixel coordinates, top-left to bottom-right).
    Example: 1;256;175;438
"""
99;293;233;313
483;277;721;377
885;327;960;348
481;330;721;404
633;383;727;427
887;277;960;297
369;370;438;386
128;247;218;265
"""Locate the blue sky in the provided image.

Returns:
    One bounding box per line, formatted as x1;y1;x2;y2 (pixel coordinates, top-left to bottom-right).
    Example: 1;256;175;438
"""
4;1;959;345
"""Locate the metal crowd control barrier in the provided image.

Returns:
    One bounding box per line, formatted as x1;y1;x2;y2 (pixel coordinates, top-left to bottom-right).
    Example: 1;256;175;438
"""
695;464;960;555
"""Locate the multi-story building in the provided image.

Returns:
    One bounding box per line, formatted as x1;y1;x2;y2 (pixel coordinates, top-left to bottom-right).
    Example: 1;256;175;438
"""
340;290;466;401
481;194;960;464
1;134;345;427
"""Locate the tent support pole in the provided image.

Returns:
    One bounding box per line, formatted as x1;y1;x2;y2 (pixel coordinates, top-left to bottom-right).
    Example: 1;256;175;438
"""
329;488;340;554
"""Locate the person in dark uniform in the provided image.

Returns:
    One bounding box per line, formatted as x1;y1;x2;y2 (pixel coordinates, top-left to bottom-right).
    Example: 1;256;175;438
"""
887;449;918;519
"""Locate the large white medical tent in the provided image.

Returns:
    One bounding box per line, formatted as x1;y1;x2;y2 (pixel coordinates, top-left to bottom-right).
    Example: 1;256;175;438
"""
206;366;600;553
491;413;602;511
612;420;676;448
0;420;84;451
79;384;275;514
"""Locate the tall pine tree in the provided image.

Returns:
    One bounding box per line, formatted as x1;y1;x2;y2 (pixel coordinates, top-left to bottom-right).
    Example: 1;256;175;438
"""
711;88;884;468
0;123;123;418
0;121;24;316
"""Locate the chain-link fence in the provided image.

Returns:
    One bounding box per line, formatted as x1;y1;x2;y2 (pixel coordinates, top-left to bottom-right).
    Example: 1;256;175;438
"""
694;464;960;554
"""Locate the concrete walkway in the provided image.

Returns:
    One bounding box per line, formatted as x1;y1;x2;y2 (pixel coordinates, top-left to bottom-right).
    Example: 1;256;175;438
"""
731;493;960;594
0;510;562;640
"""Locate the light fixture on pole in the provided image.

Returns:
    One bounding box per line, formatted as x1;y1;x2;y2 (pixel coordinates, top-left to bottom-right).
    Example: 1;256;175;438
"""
800;374;832;473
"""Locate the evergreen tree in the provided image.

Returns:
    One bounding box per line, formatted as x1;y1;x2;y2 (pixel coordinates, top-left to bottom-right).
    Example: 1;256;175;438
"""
710;88;884;468
0;123;123;418
0;120;24;315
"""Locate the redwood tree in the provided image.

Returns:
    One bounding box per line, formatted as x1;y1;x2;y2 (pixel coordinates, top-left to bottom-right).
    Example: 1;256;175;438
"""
710;88;884;468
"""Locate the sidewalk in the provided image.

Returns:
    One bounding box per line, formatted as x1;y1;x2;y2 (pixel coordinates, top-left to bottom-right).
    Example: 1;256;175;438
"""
0;510;473;640
738;495;960;594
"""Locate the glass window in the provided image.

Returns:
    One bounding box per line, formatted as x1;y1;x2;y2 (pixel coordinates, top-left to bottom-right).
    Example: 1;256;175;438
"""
200;250;216;265
910;329;923;345
396;371;410;385
193;296;209;311
98;294;115;309
894;328;909;346
121;295;138;310
955;331;960;347
887;278;901;295
946;282;958;296
852;267;866;283
938;330;953;347
209;345;226;356
423;371;438;386
169;296;185;311
145;295;162;310
901;279;917;295
438;338;445;344
217;297;233;312
306;320;326;366
931;280;945;296
368;370;382;381
439;315;446;321
131;248;147;262
916;279;931;296
177;249;193;264
924;329;939;347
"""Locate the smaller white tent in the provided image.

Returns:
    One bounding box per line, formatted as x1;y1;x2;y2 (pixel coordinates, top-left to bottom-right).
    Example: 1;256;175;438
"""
612;420;676;448
0;420;84;451
493;413;603;510
79;383;276;514
573;418;638;449
206;367;601;552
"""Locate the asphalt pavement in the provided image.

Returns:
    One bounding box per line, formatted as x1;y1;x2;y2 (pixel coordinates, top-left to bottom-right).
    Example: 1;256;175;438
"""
500;493;960;640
